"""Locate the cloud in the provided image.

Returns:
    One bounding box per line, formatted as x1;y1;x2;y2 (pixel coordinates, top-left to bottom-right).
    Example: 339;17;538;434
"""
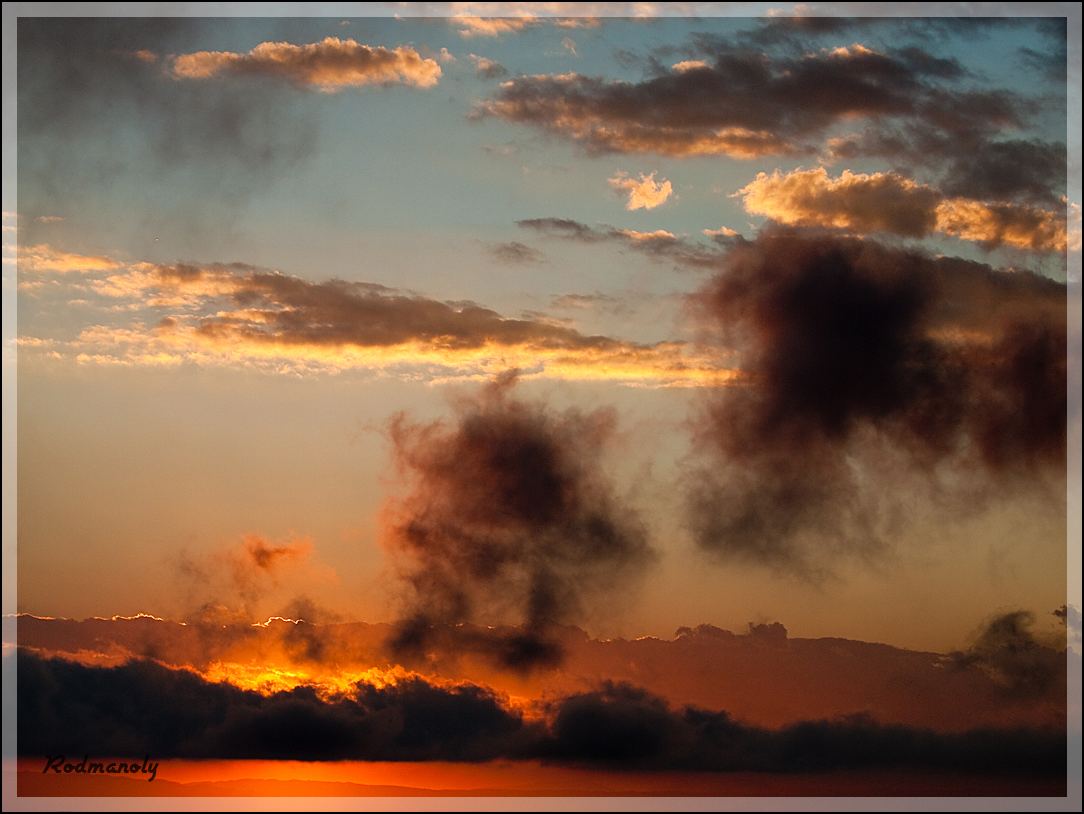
447;5;600;38
475;40;1030;161
489;241;545;264
536;681;1065;773
516;217;607;243
177;534;331;622
671;59;709;72
616;228;676;242
18;611;1069;732
737;168;940;237
736;167;1067;251
551;292;622;312
382;372;654;670
13;243;123;274
934;199;1068;253
171;37;442;91
951;611;1066;698
825;131;1065;209
608;172;673;211
17;650;530;761
518;218;724;271
21;255;725;385
702;226;739;239
453;16;537;38
17;651;1066;774
469;54;508;79
240;535;311;573
685;230;1066;573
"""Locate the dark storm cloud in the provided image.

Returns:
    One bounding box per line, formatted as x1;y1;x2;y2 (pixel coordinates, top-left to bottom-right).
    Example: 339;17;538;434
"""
17;650;528;761
17;652;1066;774
17;19;319;243
383;372;653;671
685;230;1066;572
489;241;545;264
536;681;1065;774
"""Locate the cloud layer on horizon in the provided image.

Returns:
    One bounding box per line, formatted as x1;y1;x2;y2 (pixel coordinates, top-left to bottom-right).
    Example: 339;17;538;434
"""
16;649;1068;773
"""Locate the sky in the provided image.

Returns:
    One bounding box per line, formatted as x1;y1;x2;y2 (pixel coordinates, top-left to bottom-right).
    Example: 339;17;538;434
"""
6;7;1079;657
4;3;1082;804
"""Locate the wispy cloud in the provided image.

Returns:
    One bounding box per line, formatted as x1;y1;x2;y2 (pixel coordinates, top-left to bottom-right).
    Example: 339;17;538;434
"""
469;54;508;79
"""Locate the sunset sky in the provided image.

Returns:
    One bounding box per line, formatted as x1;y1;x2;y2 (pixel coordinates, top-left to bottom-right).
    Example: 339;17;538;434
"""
3;3;1081;803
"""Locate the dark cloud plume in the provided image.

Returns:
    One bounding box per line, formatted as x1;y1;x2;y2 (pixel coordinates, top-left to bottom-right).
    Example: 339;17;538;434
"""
951;611;1066;699
686;230;1066;572
383;372;653;670
17;652;1066;775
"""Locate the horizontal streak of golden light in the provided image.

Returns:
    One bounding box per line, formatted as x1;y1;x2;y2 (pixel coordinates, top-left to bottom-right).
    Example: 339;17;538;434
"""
20;323;739;387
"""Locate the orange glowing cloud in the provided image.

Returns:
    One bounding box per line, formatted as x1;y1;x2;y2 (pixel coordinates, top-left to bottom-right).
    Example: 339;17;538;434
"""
737;167;1067;251
21;254;731;386
614;228;677;242
933;198;1069;252
14;243;124;273
453;15;537;38
172;37;442;91
608;171;673;210
672;59;710;72
447;4;601;37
